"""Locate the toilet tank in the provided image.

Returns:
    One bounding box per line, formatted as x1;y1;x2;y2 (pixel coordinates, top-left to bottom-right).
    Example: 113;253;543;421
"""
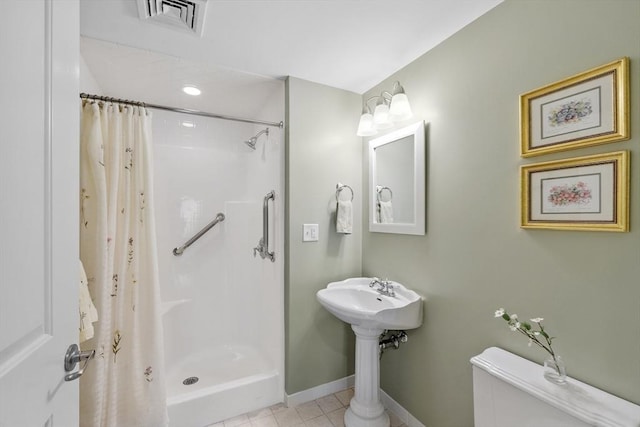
470;347;640;427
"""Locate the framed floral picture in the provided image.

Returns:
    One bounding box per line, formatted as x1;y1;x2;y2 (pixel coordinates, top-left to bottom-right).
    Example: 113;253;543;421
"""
520;57;629;157
520;151;629;232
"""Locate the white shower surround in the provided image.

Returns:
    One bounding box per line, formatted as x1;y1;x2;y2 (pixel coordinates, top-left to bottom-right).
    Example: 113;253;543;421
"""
80;40;285;426
153;108;285;426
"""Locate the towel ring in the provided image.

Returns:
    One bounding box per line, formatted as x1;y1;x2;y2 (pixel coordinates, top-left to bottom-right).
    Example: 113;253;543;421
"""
376;186;393;202
336;183;354;202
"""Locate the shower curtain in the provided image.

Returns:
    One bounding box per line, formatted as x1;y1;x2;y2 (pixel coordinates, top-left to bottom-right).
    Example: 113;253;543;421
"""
79;101;168;426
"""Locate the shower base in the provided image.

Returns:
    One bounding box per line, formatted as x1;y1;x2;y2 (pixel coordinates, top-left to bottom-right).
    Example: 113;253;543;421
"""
166;345;282;427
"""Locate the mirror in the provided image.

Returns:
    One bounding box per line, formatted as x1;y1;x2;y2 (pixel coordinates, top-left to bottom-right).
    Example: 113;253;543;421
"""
369;121;425;235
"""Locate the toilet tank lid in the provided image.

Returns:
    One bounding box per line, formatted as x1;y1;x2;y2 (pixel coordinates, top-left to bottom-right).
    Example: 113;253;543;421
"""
470;347;640;427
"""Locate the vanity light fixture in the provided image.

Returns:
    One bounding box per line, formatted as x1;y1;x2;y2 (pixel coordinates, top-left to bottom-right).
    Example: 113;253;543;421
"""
182;85;201;96
373;97;393;130
357;81;413;137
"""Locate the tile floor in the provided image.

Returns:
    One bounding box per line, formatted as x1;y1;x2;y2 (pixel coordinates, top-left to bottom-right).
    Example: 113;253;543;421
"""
208;388;406;427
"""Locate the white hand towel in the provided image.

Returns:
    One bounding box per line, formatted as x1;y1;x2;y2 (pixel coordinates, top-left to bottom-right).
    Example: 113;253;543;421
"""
79;260;99;342
336;199;353;234
379;200;394;224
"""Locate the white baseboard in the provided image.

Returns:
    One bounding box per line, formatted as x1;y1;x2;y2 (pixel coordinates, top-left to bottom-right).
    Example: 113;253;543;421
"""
286;377;425;427
380;389;426;427
285;375;355;407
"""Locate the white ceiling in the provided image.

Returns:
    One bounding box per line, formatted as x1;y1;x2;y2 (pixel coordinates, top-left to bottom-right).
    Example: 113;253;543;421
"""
80;0;503;95
81;37;285;122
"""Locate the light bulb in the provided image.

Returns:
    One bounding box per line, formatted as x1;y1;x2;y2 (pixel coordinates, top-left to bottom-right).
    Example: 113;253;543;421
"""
182;85;201;96
373;103;393;129
357;113;377;136
389;93;413;121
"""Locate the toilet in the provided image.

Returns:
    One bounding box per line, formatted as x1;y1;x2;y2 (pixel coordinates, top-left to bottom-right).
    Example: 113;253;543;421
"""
471;347;640;427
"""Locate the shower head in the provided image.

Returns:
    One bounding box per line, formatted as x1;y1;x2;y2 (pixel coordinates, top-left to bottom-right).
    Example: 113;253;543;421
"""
244;137;258;150
244;128;269;150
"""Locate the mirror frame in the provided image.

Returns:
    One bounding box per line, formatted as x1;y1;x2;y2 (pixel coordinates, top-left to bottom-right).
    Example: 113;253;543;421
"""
369;121;425;235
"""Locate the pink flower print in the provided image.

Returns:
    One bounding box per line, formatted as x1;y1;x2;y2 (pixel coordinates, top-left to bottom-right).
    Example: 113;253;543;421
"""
548;182;592;207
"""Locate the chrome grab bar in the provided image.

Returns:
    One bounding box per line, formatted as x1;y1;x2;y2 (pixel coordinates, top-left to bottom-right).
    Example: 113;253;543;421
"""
173;212;225;256
254;191;275;262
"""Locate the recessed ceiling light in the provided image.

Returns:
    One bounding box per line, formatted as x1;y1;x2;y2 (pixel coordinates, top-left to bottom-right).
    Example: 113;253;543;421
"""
181;121;195;128
182;85;201;96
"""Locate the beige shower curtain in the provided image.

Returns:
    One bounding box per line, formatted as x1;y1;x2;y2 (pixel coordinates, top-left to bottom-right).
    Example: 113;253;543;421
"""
79;101;168;426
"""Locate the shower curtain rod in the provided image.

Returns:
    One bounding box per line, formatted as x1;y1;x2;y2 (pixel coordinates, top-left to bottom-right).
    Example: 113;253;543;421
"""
79;93;284;128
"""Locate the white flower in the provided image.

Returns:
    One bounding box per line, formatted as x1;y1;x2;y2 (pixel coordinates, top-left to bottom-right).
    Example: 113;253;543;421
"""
494;307;557;362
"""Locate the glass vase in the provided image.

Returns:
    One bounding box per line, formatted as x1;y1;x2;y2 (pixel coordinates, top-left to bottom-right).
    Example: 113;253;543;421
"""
543;355;566;385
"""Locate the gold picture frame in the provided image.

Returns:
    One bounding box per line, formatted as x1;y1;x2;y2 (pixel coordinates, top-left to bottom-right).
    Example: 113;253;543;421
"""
520;151;629;232
520;57;629;157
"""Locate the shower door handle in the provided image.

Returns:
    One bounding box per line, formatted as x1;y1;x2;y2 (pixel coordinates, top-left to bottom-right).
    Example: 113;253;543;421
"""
63;343;95;382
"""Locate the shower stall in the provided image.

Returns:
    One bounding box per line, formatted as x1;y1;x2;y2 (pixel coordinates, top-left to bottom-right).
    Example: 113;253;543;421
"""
154;110;284;426
80;38;285;427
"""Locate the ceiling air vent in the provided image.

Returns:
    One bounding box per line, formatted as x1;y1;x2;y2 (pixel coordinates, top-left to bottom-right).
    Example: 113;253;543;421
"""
137;0;208;36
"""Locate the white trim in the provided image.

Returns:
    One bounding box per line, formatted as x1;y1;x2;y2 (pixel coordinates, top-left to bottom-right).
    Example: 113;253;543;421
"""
380;389;426;427
285;375;355;407
286;377;426;427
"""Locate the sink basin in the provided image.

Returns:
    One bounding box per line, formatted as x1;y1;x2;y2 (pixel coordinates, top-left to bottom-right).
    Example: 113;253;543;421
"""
316;277;423;330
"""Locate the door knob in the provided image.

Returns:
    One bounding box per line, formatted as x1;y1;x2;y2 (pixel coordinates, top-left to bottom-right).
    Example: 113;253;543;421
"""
64;343;95;382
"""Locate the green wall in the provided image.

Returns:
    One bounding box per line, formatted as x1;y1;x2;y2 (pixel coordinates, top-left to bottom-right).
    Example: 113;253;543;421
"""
285;77;362;393
363;1;640;426
286;0;640;425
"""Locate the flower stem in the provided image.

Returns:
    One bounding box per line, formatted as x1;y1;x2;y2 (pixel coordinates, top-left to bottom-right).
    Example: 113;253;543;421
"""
496;310;560;376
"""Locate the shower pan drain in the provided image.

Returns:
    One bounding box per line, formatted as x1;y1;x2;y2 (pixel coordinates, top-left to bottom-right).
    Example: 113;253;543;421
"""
182;376;199;386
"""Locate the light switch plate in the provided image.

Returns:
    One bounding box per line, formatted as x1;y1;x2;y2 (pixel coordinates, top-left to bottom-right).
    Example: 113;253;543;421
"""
303;224;319;242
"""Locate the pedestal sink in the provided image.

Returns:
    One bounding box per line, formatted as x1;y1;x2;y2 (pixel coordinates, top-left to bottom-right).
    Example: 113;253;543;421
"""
316;277;423;427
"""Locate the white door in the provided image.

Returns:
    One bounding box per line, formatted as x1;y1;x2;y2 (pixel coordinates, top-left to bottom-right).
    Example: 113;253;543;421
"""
0;1;80;426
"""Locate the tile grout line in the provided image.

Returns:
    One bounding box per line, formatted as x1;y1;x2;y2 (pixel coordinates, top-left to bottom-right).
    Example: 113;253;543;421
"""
216;387;408;427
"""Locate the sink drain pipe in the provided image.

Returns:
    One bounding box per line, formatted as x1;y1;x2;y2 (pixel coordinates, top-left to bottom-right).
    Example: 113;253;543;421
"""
379;330;408;358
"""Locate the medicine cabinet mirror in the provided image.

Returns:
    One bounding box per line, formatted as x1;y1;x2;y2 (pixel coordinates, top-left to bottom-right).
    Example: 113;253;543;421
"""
369;121;425;235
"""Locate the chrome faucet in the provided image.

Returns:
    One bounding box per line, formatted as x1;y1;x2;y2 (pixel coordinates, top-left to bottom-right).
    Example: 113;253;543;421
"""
369;277;395;297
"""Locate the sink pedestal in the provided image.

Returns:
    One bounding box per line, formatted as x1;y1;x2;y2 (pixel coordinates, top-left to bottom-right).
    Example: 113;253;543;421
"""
344;325;389;427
